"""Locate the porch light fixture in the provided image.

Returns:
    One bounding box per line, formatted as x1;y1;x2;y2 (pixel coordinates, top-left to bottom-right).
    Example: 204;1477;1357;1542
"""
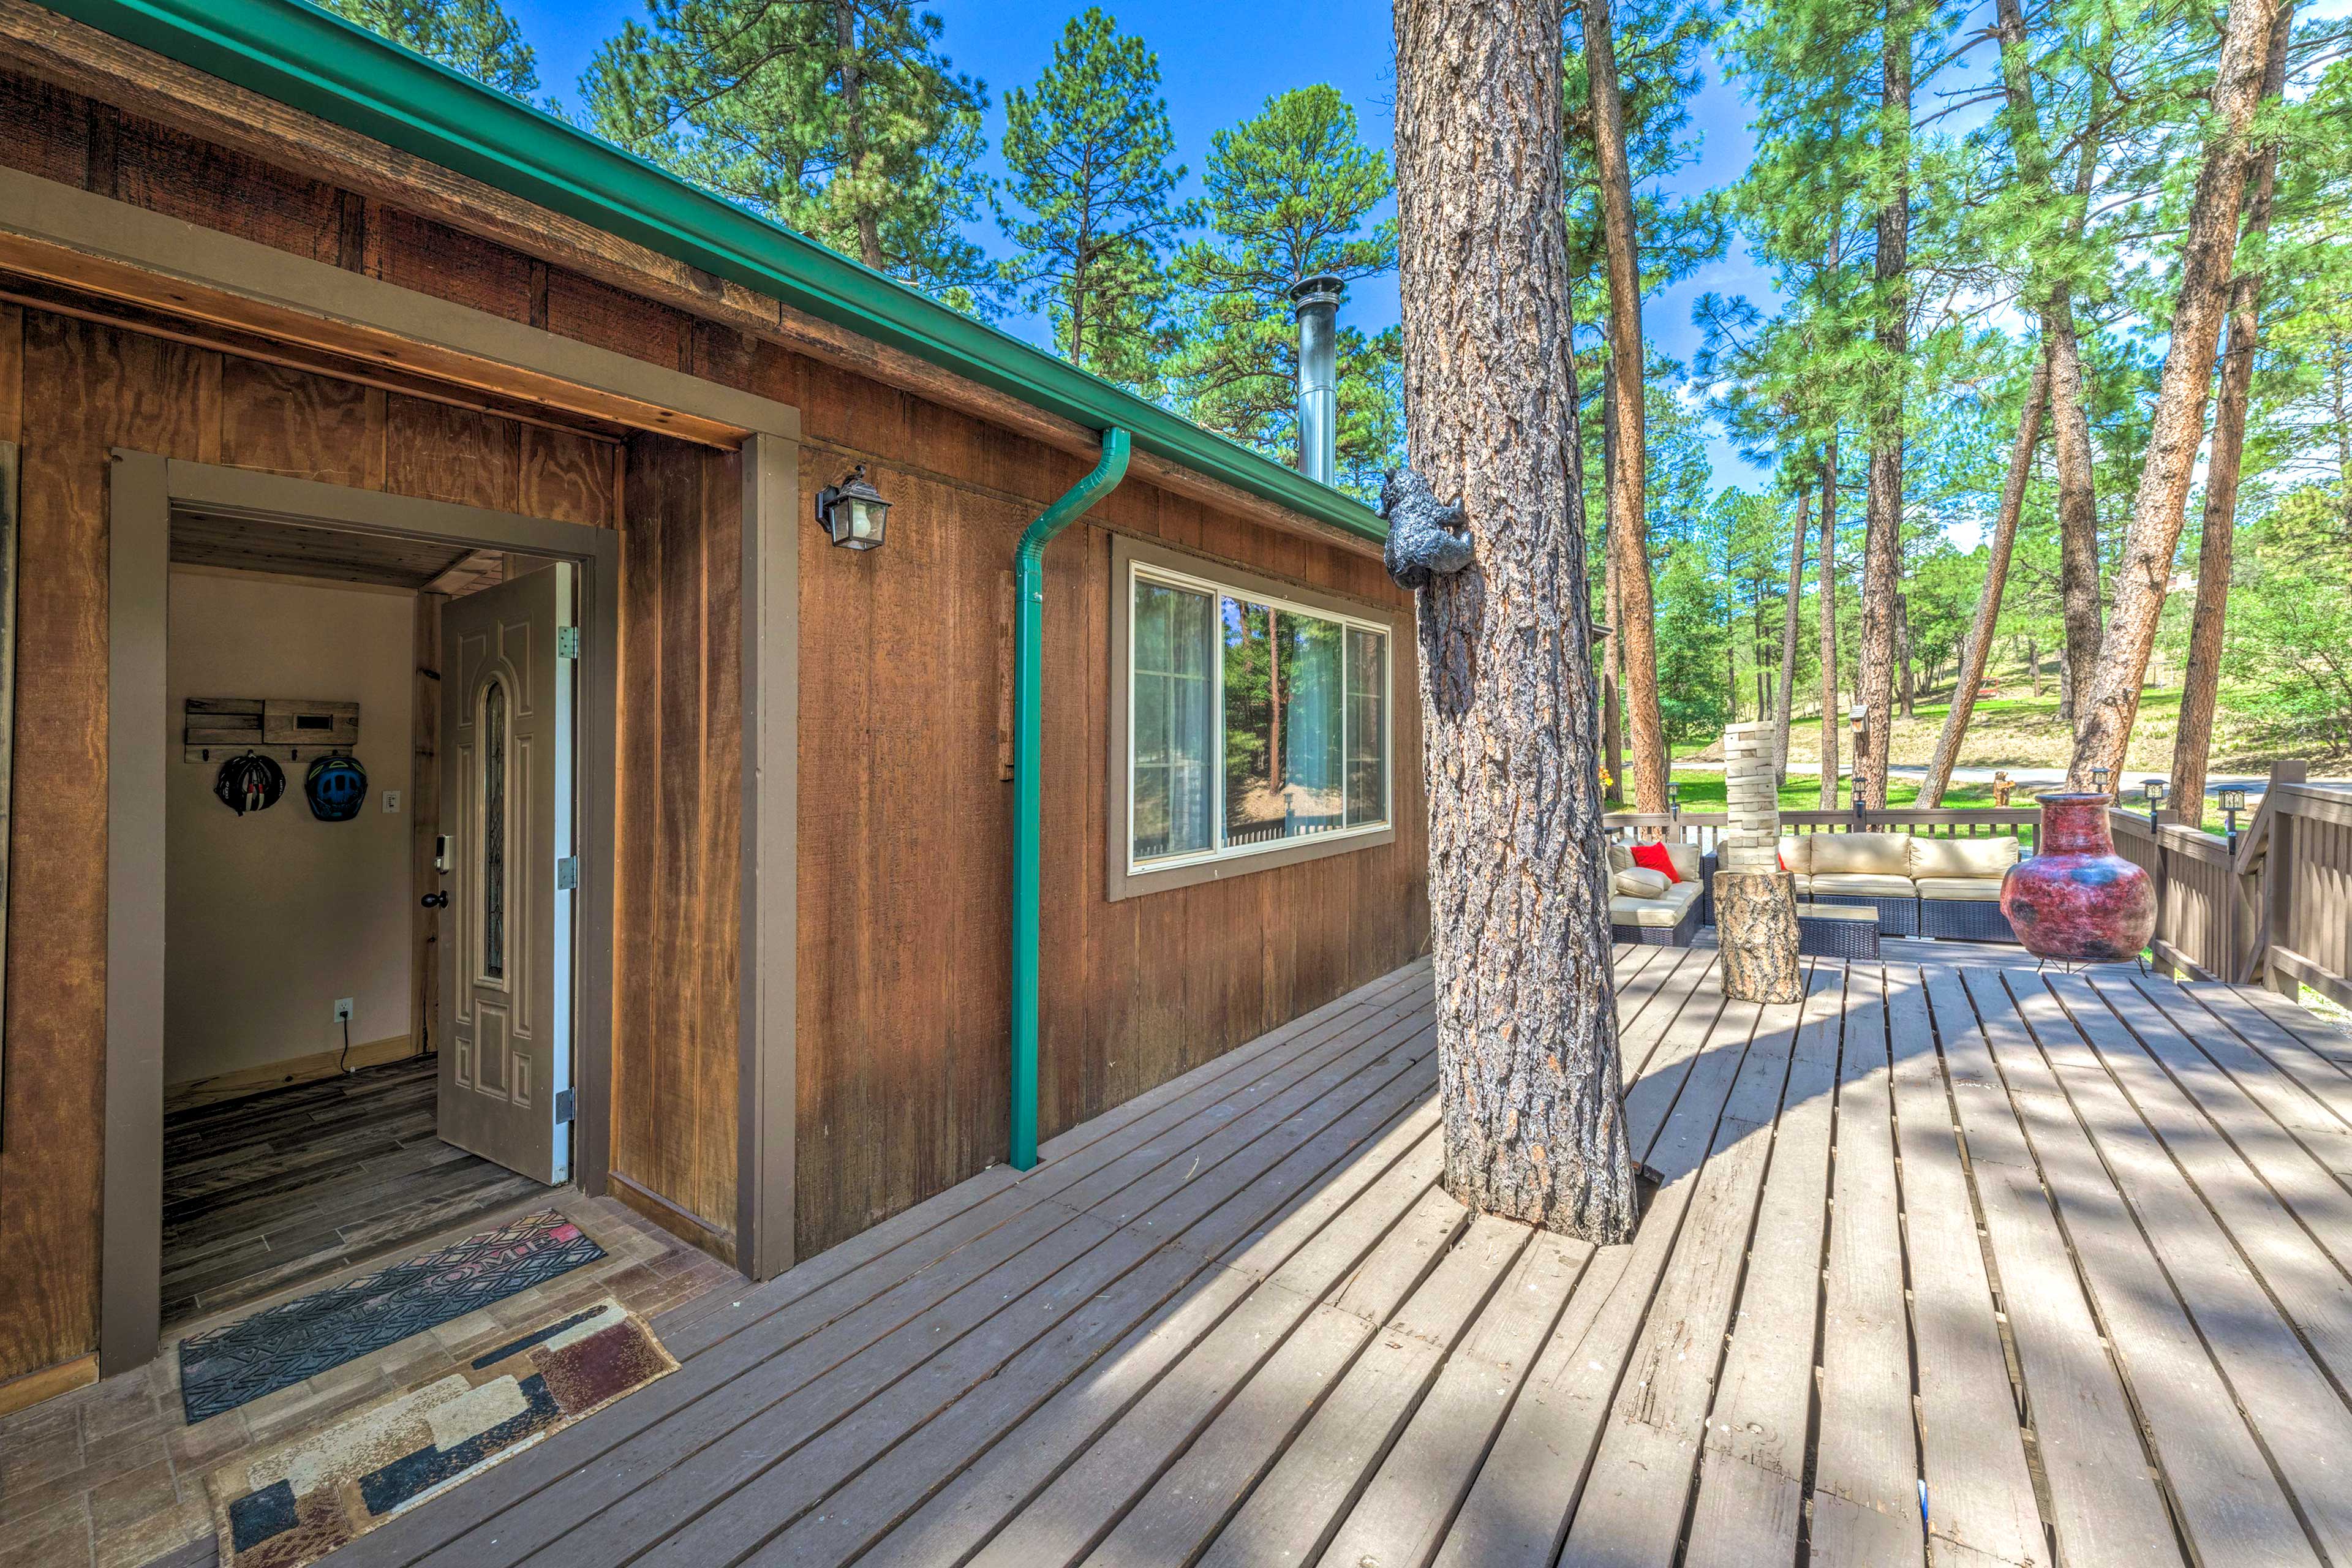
2144;777;2168;829
2092;765;2111;797
1667;780;1681;816
815;464;891;550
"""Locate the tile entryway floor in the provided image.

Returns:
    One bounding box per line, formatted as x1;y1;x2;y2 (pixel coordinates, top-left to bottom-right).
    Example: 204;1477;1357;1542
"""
0;1194;734;1568
162;1057;545;1329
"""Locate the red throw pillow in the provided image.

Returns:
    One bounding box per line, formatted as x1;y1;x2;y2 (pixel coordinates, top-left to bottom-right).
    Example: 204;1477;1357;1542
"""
1630;842;1679;883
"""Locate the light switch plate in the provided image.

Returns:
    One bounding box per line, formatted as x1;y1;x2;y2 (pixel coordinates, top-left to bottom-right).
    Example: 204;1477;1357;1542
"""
382;790;401;813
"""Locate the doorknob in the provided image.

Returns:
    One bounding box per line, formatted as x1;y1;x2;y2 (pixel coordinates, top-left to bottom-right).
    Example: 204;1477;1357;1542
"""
420;891;450;908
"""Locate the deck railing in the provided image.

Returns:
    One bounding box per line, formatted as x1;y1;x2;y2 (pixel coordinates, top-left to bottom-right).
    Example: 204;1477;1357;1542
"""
2110;761;2352;1009
1604;805;2046;856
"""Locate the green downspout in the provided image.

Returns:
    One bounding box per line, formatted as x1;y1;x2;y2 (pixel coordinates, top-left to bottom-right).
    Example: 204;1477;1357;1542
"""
1011;428;1131;1170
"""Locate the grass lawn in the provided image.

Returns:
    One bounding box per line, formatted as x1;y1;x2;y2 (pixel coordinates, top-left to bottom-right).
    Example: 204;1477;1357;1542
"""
1657;772;2003;814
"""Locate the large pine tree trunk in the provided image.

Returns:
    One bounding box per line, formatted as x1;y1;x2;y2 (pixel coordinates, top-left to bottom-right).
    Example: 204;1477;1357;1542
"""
1856;6;1911;810
2171;0;2293;813
1774;488;1810;784
2071;0;2284;783
1585;0;1668;816
1921;349;2049;805
1393;0;1636;1242
1994;0;2103;729
1819;446;1842;810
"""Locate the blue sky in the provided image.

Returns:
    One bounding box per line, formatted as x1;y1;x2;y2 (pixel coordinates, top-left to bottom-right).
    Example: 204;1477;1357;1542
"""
508;0;1775;486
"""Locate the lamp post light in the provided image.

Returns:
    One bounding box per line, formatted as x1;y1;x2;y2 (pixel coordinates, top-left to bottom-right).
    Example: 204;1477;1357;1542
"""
1667;780;1681;819
1847;703;1867;820
2219;785;2247;853
815;464;892;550
2091;765;2111;799
2144;777;2168;831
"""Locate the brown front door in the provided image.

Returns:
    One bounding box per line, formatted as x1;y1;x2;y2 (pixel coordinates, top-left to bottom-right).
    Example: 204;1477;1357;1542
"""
437;565;574;1184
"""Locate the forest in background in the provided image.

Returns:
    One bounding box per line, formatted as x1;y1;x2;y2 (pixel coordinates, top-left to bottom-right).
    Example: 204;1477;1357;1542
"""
320;0;2352;791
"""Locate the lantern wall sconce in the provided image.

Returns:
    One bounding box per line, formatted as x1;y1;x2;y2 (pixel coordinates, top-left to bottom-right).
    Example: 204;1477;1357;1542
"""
815;464;892;550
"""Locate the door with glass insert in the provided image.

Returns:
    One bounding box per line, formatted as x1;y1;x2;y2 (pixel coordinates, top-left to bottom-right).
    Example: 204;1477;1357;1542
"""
438;565;573;1183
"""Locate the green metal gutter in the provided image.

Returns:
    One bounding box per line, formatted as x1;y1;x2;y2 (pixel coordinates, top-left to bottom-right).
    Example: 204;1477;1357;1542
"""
45;0;1383;548
1009;429;1129;1169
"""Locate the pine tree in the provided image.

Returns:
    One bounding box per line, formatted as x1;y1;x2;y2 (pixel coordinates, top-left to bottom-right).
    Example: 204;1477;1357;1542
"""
1394;0;1635;1242
1000;10;1189;388
1165;86;1403;492
582;0;996;311
322;0;539;96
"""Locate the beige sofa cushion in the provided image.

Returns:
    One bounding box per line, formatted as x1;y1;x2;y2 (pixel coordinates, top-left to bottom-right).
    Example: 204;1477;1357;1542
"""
1610;880;1701;927
1777;835;1812;875
1664;842;1702;882
1615;866;1672;897
1916;876;2005;902
1608;842;1634;873
1808;872;1917;899
1809;832;1912;877
1908;835;2021;879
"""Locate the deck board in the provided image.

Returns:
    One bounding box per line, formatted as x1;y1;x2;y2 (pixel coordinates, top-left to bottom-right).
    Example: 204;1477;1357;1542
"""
328;951;2352;1568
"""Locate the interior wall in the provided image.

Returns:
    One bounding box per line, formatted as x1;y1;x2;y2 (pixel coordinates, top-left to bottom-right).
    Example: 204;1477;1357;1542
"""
164;567;415;1086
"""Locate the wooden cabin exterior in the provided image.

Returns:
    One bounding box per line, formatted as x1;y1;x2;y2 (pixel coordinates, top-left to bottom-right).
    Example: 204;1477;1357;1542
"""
0;0;1427;1411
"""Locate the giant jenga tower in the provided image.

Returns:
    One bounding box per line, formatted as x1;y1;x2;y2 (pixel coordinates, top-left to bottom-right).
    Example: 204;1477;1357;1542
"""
1714;721;1803;1001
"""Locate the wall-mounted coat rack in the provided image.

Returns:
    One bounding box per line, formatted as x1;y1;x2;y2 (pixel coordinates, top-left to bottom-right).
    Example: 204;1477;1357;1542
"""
184;696;361;763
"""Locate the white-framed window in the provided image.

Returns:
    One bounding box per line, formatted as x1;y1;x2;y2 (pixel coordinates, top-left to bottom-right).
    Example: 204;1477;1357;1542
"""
1125;555;1393;878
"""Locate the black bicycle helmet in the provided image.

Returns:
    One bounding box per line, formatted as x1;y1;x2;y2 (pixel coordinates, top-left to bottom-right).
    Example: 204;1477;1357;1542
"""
213;752;285;816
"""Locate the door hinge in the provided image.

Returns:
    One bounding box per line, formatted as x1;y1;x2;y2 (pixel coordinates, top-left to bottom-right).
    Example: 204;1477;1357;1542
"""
554;1087;575;1125
556;855;580;891
557;626;581;659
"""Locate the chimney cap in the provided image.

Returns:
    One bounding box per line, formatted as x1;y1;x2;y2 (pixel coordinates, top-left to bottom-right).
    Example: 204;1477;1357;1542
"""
1289;274;1344;312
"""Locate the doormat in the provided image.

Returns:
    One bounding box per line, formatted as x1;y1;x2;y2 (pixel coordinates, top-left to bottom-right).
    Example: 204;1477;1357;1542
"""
178;1209;605;1425
203;1297;674;1568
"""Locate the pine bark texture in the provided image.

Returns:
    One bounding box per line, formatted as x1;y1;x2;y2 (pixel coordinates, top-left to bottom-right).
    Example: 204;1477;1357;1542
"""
2070;0;2283;784
1856;6;1911;810
2171;0;2293;813
1393;0;1636;1243
1818;447;1842;809
1774;489;1809;782
1715;872;1804;1005
1921;348;2049;806
1586;0;1668;816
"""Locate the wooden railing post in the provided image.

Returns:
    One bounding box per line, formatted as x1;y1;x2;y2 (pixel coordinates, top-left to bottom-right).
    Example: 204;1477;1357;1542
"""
2264;760;2308;998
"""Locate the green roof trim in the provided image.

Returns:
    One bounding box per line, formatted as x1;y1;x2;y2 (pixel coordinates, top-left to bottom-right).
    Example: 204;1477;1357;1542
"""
42;0;1385;545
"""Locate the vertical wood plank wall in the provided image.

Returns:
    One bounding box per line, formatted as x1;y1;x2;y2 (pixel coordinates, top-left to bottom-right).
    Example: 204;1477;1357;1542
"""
0;63;1431;1377
610;432;744;1259
791;360;1429;1257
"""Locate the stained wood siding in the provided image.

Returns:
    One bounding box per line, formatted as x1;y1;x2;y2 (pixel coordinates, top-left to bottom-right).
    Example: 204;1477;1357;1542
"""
790;355;1428;1257
0;64;1428;1335
610;432;742;1259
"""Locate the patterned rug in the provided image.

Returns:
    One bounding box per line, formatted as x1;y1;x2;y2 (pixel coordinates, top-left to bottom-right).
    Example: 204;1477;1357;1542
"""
178;1210;605;1424
203;1297;674;1568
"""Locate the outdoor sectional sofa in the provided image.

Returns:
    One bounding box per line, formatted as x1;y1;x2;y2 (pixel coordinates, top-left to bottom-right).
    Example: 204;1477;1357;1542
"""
1777;831;2022;940
1608;841;1706;946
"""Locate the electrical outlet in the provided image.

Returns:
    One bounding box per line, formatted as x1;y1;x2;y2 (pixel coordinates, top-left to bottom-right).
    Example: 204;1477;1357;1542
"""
333;997;354;1023
382;790;401;813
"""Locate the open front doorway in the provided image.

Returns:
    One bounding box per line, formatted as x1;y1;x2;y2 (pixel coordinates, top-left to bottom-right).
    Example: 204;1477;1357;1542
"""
159;518;578;1327
108;456;623;1373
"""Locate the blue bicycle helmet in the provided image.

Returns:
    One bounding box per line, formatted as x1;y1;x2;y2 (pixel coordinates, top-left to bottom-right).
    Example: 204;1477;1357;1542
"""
305;755;369;821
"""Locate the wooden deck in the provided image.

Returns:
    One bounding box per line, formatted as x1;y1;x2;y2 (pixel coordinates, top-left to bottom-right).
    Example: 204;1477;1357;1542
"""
319;948;2352;1568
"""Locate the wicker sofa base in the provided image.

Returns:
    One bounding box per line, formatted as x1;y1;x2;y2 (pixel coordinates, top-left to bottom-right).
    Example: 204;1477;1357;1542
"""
1795;908;1882;959
1804;892;1921;937
1919;896;2019;942
1611;900;1702;948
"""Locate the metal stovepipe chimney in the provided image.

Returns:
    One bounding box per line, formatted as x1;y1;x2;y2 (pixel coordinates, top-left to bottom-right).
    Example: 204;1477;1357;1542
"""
1290;274;1343;486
